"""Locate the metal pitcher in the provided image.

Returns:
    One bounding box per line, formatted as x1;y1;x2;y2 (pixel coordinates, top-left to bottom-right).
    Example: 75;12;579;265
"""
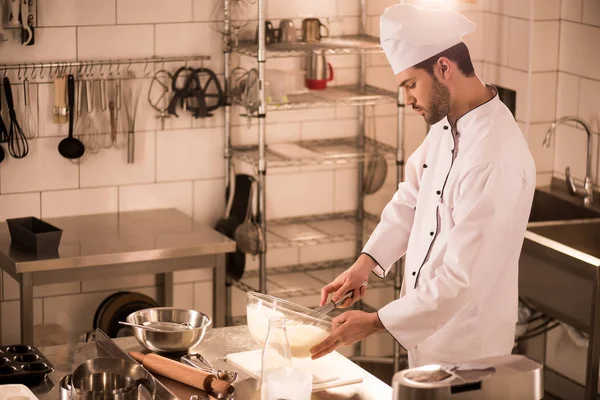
305;51;334;90
302;18;329;42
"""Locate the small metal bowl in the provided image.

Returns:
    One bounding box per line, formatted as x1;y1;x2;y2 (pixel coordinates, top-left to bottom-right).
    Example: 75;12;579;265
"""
126;307;212;353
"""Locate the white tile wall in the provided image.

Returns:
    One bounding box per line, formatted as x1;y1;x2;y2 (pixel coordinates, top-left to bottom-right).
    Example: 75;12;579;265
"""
528;123;555;172
531;21;560;72
530;72;557;123
117;0;192;24
578;77;600;133
0;28;77;63
583;0;600;26
77;25;155;60
561;0;583;22
38;0;116;27
533;0;560;20
559;21;600;81
119;181;194;216
0;193;40;220
41;187;119;218
554;125;598;183
556;73;579;118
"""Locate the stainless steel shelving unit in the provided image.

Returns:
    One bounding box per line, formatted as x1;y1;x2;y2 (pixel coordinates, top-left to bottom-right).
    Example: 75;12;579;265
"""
223;0;407;372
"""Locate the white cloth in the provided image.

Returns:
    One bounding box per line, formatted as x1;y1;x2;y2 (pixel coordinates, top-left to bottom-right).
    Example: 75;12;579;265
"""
363;92;536;368
380;3;477;74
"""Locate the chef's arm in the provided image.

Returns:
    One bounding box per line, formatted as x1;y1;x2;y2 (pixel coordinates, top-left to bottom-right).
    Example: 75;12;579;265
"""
362;143;427;278
377;163;533;349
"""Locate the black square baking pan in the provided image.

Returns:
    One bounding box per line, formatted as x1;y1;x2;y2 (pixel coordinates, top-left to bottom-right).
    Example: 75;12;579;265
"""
6;216;63;255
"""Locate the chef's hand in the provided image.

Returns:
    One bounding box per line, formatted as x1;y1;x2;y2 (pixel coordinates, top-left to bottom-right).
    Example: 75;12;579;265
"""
320;254;375;308
310;311;385;360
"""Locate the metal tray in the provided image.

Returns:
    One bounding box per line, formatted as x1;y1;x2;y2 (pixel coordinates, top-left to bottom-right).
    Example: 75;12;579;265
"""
0;345;54;384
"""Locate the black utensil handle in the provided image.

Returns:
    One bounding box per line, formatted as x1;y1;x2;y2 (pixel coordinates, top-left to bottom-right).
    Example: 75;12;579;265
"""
67;75;75;139
3;77;15;110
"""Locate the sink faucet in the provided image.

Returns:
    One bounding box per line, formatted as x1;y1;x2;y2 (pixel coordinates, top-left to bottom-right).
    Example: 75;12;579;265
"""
543;116;594;207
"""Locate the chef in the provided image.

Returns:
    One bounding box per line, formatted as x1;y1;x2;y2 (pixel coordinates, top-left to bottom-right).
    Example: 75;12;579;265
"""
310;3;536;367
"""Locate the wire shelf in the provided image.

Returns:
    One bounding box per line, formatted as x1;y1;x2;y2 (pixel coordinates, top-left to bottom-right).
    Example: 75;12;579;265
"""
232;137;397;168
234;84;396;111
233;35;384;58
264;211;379;250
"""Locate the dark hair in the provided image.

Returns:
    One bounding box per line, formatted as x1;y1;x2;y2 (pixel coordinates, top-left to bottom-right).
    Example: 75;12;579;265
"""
413;42;475;77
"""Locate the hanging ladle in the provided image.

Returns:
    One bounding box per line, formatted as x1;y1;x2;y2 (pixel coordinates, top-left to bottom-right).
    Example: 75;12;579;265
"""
58;75;85;159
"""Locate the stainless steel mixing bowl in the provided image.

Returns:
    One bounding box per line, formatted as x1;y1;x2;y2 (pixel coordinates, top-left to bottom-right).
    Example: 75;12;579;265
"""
126;307;212;353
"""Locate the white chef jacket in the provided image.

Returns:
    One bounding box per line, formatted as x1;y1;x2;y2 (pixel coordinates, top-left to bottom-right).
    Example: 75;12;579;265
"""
363;90;536;367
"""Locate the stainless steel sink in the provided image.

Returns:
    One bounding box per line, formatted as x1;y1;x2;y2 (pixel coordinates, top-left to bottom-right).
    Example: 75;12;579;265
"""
528;222;600;259
529;189;600;222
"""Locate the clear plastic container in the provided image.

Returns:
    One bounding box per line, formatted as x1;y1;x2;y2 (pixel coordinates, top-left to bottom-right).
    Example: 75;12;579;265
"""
265;69;288;104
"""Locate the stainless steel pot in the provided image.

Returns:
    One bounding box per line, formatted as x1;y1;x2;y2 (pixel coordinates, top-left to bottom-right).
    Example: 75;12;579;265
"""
126;307;211;353
71;358;155;400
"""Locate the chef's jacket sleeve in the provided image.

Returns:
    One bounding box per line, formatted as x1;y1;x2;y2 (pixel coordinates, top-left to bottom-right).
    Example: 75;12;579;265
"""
361;142;426;278
377;162;532;349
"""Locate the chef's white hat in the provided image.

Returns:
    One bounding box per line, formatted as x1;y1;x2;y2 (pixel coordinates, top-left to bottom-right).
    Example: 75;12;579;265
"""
380;3;476;74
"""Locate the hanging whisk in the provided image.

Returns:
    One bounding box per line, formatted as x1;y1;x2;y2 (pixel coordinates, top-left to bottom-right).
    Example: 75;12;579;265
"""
22;78;37;139
3;77;29;159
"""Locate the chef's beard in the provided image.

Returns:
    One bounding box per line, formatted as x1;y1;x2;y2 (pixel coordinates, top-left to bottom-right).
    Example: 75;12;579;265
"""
422;76;451;126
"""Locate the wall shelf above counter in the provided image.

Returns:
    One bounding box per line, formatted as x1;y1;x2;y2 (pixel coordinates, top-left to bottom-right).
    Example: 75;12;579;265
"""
233;35;383;58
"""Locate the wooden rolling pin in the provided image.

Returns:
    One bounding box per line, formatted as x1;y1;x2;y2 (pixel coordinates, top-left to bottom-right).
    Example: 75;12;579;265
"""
129;352;235;398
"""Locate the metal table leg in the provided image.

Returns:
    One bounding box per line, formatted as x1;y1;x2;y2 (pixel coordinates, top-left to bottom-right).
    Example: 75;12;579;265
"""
213;254;227;328
584;271;600;400
156;273;174;307
20;272;34;345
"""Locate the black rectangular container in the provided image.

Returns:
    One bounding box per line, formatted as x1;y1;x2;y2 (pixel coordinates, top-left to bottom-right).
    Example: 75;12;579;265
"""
0;345;54;384
6;217;63;255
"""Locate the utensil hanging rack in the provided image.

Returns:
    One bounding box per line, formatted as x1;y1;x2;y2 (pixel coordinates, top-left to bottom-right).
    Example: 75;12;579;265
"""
0;55;211;82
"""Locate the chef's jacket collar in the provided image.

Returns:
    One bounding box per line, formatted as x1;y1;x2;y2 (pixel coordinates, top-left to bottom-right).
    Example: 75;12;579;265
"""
445;85;499;135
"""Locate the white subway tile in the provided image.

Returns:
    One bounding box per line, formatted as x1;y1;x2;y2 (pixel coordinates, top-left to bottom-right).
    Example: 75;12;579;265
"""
536;172;552;187
556;73;579;118
79;132;155;188
366;66;396;92
531;21;559;72
561;0;583;22
41;187;118;218
554;124;597;183
81;274;156;292
462;12;485;62
194;280;212;318
267;2;337;19
193;0;228;22
155;23;223;72
507;18;530;71
337;0;360;16
78;25;154;60
301;119;358;141
530;72;557;123
3;272;20;301
559;21;600;81
486;64;530;122
2;300;19;344
117;0;192;24
331;68;360;87
488;0;531;19
156;128;224;182
119;181;194;216
194;179;225;226
0;28;76;63
33;282;80;298
578;77;600;133
38;0;116;27
0;193;41;220
583;0;600;26
266;171;334;219
0;138;78;194
533;0;560;20
173;283;194;310
43;291;116;336
483;14;510;67
173;269;212;284
368;54;389;68
334;167;358;212
528;123;555;172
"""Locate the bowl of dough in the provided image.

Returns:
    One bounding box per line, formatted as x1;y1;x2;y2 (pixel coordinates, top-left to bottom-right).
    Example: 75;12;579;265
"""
246;292;332;358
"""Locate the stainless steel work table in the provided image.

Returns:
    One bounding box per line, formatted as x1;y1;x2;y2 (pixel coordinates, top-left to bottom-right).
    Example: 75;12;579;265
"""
32;326;392;400
0;209;236;345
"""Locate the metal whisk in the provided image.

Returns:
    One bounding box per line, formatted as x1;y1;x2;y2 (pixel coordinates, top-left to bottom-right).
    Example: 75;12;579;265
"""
3;77;29;159
122;71;141;164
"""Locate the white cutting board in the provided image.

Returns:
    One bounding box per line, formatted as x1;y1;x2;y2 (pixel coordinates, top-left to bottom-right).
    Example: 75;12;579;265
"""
0;384;39;400
225;349;363;392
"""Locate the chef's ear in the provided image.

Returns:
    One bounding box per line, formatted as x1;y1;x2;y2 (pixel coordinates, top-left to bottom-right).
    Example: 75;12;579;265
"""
437;58;451;79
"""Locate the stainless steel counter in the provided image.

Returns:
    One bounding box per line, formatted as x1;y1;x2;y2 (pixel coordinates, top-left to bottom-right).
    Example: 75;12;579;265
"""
31;326;392;400
0;209;236;344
